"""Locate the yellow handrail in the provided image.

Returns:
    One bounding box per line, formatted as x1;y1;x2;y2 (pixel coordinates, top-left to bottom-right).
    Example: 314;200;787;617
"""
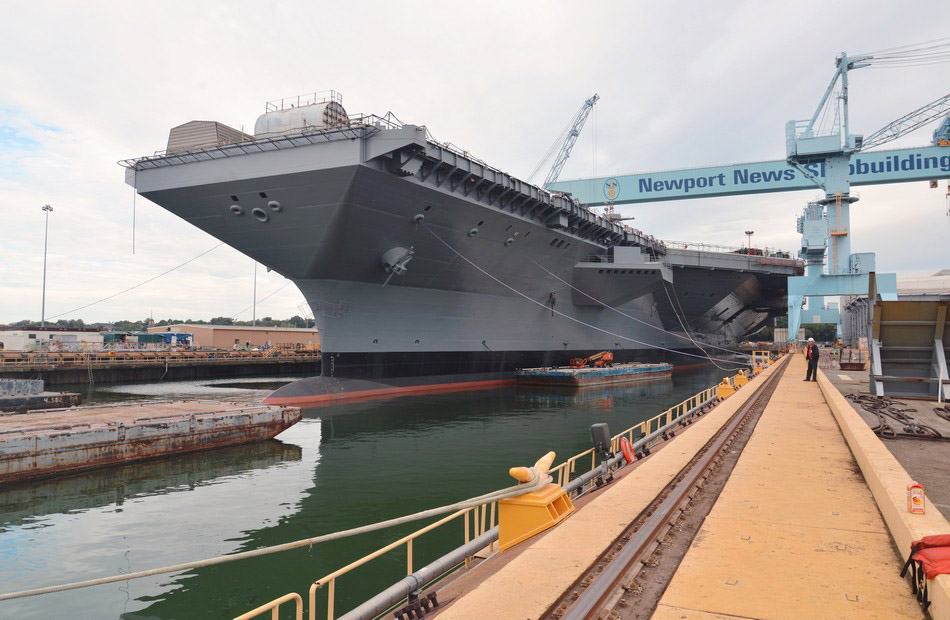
305;504;498;620
234;592;303;620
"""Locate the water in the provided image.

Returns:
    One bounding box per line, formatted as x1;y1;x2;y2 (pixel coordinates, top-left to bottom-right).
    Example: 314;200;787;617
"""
0;366;730;619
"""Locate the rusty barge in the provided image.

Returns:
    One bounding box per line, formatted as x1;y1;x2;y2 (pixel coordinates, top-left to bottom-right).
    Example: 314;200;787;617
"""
515;362;673;387
0;401;301;485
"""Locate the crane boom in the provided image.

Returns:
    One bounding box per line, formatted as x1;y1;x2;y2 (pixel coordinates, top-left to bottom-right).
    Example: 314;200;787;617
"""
862;93;950;150
543;94;599;187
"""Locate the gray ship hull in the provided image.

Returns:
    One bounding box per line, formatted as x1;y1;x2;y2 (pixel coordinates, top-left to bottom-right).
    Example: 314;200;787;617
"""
125;115;801;404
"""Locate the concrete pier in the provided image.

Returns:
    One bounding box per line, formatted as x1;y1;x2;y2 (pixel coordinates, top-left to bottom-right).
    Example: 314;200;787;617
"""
440;354;950;619
438;361;783;619
655;354;924;618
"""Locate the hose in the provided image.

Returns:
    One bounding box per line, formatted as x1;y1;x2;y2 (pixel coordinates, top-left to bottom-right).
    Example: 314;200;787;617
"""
846;394;947;441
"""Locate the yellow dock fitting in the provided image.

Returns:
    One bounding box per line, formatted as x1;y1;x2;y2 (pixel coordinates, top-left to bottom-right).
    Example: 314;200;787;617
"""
716;377;736;400
499;451;574;551
733;370;749;387
498;482;575;551
752;350;771;368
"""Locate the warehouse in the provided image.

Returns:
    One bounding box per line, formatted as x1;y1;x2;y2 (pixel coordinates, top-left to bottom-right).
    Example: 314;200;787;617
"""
147;324;319;350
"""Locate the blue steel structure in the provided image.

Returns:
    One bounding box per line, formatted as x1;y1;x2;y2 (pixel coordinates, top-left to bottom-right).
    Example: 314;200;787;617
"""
548;52;950;343
548;145;949;205
936;115;950;146
543;94;599;187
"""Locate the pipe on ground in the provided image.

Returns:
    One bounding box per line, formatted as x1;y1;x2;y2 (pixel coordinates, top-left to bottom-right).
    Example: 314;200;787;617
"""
339;528;499;620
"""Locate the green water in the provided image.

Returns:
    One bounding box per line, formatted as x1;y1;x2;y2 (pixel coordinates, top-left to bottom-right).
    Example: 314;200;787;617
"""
0;367;730;619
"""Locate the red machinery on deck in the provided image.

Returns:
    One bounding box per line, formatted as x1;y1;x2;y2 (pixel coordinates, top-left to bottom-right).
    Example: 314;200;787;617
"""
569;351;614;369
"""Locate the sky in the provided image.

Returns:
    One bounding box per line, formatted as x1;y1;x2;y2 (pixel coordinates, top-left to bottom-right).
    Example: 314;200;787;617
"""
1;1;948;324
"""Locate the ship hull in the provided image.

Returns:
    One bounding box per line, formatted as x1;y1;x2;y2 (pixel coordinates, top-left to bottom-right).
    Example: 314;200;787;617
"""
125;119;800;404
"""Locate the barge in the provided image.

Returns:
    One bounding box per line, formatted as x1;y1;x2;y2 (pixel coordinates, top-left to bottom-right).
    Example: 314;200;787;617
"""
0;400;301;485
516;362;673;387
0;380;80;413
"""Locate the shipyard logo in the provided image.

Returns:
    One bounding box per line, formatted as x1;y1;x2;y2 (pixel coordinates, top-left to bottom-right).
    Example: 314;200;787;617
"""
603;178;620;201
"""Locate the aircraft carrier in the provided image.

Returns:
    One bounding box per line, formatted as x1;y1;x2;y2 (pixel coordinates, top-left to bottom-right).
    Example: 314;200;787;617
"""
122;92;803;404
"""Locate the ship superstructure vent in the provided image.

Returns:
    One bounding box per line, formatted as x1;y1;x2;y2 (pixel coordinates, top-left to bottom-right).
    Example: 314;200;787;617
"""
166;121;252;154
254;90;349;138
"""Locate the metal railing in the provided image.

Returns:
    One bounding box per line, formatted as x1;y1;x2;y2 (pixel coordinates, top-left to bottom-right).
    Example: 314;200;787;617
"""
308;504;497;620
266;91;344;112
234;592;303;620
239;373;747;620
547;385;719;488
663;240;795;259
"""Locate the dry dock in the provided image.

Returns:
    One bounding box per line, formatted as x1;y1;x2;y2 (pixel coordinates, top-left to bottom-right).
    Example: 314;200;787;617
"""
0;400;301;485
436;354;950;619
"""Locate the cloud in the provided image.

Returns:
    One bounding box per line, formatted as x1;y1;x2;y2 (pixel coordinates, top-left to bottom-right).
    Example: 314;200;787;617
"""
1;1;948;323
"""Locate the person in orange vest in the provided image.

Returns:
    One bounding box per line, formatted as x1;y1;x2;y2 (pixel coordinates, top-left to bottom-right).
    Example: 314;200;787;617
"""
805;337;819;381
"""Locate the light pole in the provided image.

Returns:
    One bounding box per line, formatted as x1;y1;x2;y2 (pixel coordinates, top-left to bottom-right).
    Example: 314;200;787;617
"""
252;261;257;327
745;230;754;255
40;205;53;327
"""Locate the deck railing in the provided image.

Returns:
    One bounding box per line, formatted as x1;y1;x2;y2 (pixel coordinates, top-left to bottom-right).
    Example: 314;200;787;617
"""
663;239;795;258
239;372;744;620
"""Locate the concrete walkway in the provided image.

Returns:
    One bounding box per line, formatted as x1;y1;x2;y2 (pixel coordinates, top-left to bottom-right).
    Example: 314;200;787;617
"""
437;359;785;619
655;354;922;619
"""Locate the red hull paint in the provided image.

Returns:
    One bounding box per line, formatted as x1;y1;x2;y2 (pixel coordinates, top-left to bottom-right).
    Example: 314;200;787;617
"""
263;378;517;408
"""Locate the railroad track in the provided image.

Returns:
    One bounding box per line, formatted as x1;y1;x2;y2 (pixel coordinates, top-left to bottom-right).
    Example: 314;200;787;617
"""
543;355;790;620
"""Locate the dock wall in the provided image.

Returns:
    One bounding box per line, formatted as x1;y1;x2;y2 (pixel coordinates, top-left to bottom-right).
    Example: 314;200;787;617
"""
0;359;320;386
819;368;950;620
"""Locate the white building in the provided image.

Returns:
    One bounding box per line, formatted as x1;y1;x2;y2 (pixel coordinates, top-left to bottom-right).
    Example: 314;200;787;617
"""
0;327;104;351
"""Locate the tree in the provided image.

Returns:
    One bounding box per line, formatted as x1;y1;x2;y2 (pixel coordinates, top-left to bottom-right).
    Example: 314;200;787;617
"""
804;323;837;342
208;317;234;325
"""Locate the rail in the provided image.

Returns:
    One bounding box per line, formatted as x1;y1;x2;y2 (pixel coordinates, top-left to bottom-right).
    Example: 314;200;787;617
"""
547;385;719;488
663;239;795;258
266;90;343;112
244;371;748;620
308;505;497;620
234;592;303;620
557;354;789;619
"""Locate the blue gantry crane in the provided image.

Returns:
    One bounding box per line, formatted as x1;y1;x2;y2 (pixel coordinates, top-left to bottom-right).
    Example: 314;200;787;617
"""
529;94;600;187
548;50;950;343
935;113;950;146
783;57;949;341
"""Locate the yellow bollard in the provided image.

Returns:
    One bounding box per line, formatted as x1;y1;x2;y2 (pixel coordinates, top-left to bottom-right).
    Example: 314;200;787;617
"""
716;377;736;400
734;370;749;387
498;452;575;551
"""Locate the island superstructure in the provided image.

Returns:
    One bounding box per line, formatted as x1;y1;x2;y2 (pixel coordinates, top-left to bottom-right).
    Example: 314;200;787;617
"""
122;92;802;403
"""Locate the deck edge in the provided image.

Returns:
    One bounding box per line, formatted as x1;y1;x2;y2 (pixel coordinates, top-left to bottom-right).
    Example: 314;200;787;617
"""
818;366;950;620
